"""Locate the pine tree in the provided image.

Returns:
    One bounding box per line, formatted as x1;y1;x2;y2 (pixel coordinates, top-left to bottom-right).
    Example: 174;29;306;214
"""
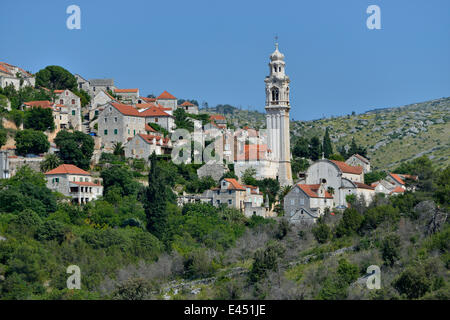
322;127;333;159
145;152;168;239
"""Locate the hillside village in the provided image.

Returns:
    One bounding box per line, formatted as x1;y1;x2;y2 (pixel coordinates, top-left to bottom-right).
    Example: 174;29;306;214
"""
0;57;441;221
0;55;448;301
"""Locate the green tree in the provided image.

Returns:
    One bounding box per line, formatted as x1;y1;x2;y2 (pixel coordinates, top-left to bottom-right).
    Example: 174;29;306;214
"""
23;107;55;131
322;127;333;158
435;166;450;208
112;141;125;157
312;222;332;243
54;130;94;170
15;129;50;156
309;136;322;161
35;65;77;91
335;208;363;237
293;137;309;158
381;234;400;267
101;166;141;197
393;266;431;299
145;152;170;240
0;129;6;148
242;167;258;186
40;153;62;172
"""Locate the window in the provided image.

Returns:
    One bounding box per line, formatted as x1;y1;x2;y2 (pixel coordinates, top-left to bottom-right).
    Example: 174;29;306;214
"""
290;199;295;205
93;87;96;91
300;198;305;205
66;91;69;96
72;99;75;104
155;118;158;123
216;200;220;204
114;117;117;122
79;83;82;89
133;130;136;135
104;129;108;135
104;118;107;123
279;66;281;72
60;99;63;104
114;129;118;135
228;199;232;205
95;110;99;115
271;88;279;101
72;110;75;116
228;190;232;195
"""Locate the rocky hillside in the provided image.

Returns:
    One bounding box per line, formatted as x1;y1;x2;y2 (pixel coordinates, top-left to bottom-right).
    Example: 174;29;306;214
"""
204;97;450;171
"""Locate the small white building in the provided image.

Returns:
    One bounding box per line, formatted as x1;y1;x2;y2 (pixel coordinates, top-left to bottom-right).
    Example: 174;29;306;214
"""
179;101;199;115
0;62;35;90
45;164;103;204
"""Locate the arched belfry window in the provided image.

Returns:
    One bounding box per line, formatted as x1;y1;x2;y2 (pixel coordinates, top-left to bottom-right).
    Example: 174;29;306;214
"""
271;88;279;101
273;65;277;73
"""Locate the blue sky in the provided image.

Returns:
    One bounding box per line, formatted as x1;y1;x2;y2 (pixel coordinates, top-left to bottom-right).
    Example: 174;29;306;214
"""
1;0;449;120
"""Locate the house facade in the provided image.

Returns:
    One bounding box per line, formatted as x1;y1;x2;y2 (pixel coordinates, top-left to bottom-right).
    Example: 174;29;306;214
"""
53;89;82;131
284;183;334;224
45;164;103;204
124;133;171;161
156;91;177;111
179;101;199;115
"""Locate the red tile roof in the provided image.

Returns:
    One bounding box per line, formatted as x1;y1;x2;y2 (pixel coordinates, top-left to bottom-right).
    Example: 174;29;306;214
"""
354;182;375;190
297;184;333;199
45;164;90;176
243;185;263;195
139;105;172;117
0;63;11;74
53;90;64;94
71;181;101;187
114;88;139;93
136;103;154;109
137;134;156;144
141;97;157;103
389;173;405;185
390;186;405;194
224;178;246;191
23;100;54;109
180;101;195;106
157;90;176;100
111;102;141;116
210;114;226;121
331;160;363;175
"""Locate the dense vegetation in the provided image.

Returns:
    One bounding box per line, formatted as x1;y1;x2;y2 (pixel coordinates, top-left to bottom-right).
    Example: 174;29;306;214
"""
0;148;447;300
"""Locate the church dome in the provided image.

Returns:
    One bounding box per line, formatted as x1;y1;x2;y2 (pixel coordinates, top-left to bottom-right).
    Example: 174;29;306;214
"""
270;43;285;61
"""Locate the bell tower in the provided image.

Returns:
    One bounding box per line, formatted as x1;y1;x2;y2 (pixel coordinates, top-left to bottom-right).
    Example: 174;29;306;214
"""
265;42;293;186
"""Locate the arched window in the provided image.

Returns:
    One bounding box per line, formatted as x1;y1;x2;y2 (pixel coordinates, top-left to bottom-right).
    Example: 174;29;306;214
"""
279;66;281;72
273;65;277;73
271;88;279;101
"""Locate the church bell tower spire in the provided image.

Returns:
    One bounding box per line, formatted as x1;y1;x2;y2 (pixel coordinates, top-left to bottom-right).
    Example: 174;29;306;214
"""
265;42;293;186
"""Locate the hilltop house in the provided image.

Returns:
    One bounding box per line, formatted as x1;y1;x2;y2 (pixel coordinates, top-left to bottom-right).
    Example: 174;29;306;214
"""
345;154;371;173
97;102;174;150
0;62;35;90
45;164;103;204
155;91;177;111
179;101;199;115
284;183;334;224
75;75;116;97
53;89;82;131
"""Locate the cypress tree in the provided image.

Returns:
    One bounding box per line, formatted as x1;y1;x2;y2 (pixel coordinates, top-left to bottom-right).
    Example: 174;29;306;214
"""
145;152;168;239
309;136;321;161
322;127;333;159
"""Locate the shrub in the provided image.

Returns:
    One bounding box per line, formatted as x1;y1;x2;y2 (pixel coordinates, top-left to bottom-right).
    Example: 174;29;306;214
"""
312;223;332;244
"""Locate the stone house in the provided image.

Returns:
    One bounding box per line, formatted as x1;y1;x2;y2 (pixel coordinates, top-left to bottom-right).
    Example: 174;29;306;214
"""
179;101;199;115
0;62;35;90
45;164;103;204
124;133;171;161
97;102;147;150
141;105;175;132
284;183;334;224
155;91;177;111
345;154;371;173
75;76;116;98
53;89;82;131
211;178;264;217
88;90;116;121
209;115;227;129
114;88;140;104
0;149;44;178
